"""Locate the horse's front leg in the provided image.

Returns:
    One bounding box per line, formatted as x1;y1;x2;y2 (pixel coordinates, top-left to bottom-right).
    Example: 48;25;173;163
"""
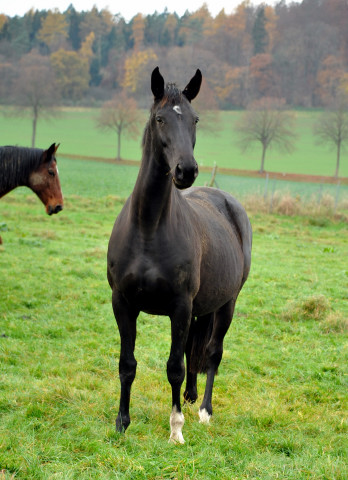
112;290;139;433
167;303;192;444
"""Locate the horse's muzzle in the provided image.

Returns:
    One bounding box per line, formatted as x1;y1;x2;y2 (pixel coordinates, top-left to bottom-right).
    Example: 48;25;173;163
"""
48;204;63;215
174;161;199;189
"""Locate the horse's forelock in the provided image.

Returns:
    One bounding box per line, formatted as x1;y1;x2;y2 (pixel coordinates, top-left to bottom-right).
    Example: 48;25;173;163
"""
156;83;183;107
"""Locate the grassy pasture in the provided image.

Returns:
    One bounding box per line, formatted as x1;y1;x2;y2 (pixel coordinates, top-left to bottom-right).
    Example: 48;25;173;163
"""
1;158;347;479
1;107;348;177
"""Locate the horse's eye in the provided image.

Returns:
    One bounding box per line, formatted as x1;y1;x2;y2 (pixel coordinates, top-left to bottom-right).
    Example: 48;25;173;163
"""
48;169;55;177
195;117;199;124
156;116;164;125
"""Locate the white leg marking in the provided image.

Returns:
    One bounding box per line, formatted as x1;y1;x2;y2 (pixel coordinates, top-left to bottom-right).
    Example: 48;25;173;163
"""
169;406;185;444
199;408;211;424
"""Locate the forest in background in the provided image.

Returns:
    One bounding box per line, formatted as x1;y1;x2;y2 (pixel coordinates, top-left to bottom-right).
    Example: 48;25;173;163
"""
1;0;348;109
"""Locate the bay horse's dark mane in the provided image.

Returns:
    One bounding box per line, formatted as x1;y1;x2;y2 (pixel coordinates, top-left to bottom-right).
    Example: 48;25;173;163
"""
0;146;45;192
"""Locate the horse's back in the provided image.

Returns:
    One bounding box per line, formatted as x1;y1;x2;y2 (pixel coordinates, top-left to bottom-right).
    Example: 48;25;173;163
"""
184;186;252;284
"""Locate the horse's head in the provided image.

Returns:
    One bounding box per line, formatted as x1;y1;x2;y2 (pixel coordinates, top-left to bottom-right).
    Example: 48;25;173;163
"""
150;67;202;189
28;143;64;215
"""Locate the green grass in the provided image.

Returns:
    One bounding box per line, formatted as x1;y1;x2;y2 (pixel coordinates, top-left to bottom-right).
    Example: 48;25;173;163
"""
1;158;347;479
1;107;347;177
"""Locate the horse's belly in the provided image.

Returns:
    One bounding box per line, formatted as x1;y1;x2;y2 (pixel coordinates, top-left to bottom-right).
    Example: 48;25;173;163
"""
192;243;244;316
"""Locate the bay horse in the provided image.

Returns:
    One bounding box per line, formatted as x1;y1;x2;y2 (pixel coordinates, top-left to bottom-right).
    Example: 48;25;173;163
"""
0;143;63;243
107;67;252;443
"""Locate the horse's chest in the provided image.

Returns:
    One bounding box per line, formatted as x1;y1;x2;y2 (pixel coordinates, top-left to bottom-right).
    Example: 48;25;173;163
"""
115;249;194;314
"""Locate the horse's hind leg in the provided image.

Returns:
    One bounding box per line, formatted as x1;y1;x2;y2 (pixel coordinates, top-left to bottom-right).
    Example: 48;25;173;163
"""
112;290;139;433
184;313;214;404
184;317;198;404
199;299;235;424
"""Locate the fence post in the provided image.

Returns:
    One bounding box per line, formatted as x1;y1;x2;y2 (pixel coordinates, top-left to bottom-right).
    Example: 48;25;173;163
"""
205;162;218;188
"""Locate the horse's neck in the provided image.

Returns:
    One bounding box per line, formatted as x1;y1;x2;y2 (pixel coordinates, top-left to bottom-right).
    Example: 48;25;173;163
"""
0;149;32;196
131;150;174;232
0;176;27;197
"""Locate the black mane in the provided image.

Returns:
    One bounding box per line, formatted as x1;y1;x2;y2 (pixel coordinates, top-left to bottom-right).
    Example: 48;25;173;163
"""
0;146;44;194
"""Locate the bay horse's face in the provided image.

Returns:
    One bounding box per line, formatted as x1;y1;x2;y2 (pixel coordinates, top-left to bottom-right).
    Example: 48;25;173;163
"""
28;143;64;215
151;67;202;189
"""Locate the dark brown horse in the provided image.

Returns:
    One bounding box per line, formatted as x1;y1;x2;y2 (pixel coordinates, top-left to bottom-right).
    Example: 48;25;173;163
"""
107;68;252;443
0;143;63;243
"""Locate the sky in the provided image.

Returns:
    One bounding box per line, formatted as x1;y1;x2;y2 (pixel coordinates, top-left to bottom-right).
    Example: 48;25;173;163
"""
1;0;277;21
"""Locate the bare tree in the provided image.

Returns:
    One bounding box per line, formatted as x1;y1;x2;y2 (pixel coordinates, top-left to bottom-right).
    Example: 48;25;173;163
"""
96;92;142;161
12;51;59;147
235;98;297;173
314;96;348;178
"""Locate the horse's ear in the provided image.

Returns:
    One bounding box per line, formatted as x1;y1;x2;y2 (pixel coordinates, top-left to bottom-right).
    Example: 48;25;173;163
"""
42;143;57;163
183;69;202;102
151;66;165;101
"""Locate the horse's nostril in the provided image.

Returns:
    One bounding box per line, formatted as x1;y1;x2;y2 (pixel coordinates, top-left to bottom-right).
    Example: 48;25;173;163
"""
175;164;184;180
54;205;63;214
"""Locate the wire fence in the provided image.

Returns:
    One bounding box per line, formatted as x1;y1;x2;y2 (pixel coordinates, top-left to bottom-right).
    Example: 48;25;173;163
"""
201;168;348;216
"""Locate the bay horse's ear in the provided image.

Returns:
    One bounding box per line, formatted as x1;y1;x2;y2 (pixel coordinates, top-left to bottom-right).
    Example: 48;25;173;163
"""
151;66;165;101
183;69;202;102
42;143;57;163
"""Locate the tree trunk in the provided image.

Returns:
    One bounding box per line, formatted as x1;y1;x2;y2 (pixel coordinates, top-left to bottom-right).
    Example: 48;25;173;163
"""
335;140;340;178
117;128;121;161
31;112;38;148
259;144;266;173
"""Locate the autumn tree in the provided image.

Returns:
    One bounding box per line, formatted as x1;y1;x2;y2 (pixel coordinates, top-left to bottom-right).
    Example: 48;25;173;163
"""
216;66;249;108
50;49;90;101
235;98;296;173
96;92;142;160
249;53;277;99
131;14;145;50
0;14;7;32
263;6;277;53
37;9;68;52
316;55;345;106
122;49;158;101
314;96;348;178
12;51;59;147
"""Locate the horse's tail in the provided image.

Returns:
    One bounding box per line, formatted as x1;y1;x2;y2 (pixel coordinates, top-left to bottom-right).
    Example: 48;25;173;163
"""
187;314;214;374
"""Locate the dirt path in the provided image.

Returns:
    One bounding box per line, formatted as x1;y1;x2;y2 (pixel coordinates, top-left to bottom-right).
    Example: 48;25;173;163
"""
59;153;348;185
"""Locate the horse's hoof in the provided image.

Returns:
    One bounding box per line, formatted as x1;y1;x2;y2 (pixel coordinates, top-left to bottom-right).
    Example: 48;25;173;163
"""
168;433;185;444
116;413;130;433
199;408;211;424
183;391;198;404
169;406;185;444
